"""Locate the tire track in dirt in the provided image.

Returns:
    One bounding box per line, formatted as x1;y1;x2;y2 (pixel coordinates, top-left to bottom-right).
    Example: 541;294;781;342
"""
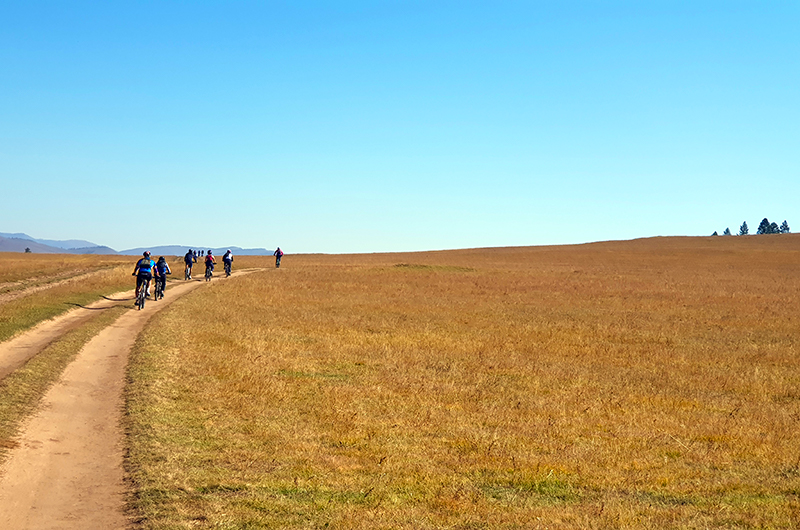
0;271;256;529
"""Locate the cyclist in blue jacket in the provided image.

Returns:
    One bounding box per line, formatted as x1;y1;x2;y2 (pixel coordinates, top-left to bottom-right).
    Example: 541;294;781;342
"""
222;249;233;276
132;251;156;301
184;249;196;279
155;256;172;297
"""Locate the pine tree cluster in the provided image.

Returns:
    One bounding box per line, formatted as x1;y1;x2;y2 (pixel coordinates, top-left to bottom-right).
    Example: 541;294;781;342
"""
716;219;790;236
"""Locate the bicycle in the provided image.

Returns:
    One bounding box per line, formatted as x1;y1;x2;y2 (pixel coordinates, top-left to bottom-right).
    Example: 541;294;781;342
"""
205;266;213;281
224;261;232;277
185;264;192;281
136;279;148;310
154;276;165;301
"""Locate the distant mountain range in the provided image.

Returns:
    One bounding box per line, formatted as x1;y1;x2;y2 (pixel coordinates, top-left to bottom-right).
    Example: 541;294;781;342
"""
0;233;271;256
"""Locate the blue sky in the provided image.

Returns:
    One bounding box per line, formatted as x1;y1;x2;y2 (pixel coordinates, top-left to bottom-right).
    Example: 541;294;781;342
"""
1;1;797;253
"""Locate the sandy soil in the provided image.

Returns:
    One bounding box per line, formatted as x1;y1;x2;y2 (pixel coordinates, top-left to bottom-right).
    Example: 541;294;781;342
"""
0;273;246;529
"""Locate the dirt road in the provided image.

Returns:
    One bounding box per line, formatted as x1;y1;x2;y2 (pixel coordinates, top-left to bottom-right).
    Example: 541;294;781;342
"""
0;291;133;381
0;274;243;529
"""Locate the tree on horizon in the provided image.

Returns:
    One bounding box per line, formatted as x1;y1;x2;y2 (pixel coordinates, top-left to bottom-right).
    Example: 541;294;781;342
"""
757;218;773;234
723;227;731;235
780;220;790;233
739;221;749;235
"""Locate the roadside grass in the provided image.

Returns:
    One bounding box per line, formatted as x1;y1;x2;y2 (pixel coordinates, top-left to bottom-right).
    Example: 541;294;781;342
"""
126;236;800;529
0;304;127;460
0;264;134;342
0;252;131;286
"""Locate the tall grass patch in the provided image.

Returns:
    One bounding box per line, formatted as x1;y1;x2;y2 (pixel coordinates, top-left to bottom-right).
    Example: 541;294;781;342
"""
126;237;800;528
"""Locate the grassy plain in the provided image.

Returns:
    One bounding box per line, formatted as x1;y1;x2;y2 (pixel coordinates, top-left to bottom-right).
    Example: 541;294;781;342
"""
0;252;266;466
0;253;266;342
0;252;135;342
126;236;800;529
0;252;130;286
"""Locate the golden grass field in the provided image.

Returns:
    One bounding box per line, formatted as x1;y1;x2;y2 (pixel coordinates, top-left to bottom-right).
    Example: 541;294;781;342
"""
0;252;268;459
0;252;222;342
123;236;800;529
0;253;132;342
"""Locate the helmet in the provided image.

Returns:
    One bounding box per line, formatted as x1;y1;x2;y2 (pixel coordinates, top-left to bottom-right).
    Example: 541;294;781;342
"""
143;251;150;257
208;249;213;254
227;249;231;253
158;256;165;262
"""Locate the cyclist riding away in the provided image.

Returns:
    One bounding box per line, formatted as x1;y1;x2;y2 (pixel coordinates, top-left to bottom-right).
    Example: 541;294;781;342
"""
155;256;171;298
205;250;216;280
223;249;233;276
274;247;283;268
184;248;196;279
132;251;155;301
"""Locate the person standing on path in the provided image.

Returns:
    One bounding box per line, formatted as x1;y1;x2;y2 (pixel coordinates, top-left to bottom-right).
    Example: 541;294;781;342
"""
273;247;283;268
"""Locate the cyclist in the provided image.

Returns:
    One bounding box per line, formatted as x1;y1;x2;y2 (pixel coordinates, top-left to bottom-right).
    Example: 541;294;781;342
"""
273;247;283;268
222;249;233;276
184;248;196;279
132;251;156;301
155;256;172;297
204;250;216;279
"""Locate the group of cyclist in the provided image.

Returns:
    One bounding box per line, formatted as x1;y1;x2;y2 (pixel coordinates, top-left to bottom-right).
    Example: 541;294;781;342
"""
133;248;235;302
132;252;172;302
183;248;234;280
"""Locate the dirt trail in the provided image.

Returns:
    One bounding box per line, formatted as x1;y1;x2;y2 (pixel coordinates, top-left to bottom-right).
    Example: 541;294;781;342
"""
0;272;251;529
0;291;134;381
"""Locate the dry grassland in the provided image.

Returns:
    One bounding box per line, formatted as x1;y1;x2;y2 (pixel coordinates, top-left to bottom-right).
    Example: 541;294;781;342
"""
0;253;139;341
0;252;252;341
0;252;131;285
126;237;800;529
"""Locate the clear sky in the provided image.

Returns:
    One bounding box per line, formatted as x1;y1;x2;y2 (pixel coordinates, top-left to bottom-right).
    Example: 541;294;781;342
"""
1;1;797;253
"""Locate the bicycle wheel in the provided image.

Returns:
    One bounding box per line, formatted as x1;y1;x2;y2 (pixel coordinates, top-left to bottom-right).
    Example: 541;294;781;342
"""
137;286;146;310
